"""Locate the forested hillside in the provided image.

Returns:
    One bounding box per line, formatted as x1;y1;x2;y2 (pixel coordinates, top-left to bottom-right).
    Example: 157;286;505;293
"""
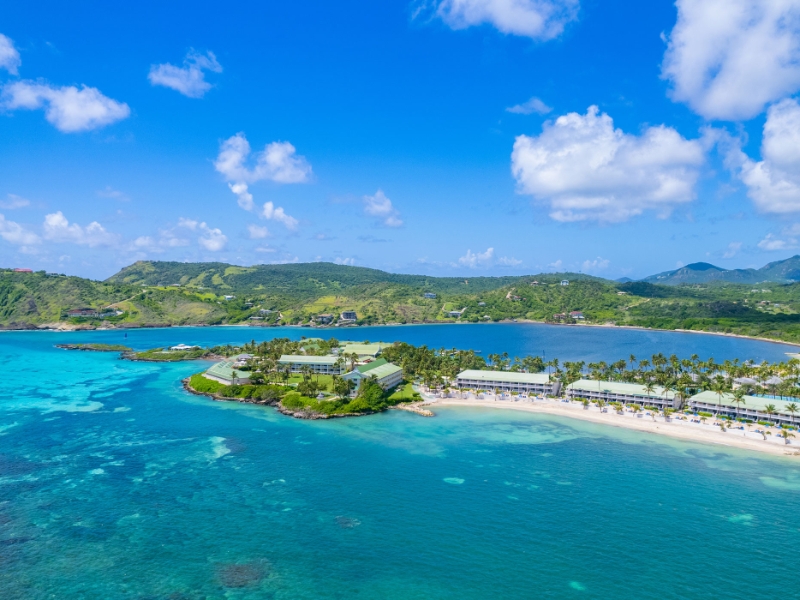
4;261;800;343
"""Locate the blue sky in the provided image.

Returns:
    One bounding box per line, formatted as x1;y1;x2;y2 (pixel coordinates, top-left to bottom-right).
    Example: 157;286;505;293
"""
2;0;800;280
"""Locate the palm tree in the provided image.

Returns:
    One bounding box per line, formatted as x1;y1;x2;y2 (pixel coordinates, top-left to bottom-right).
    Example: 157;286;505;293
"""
779;429;796;445
711;378;728;417
643;382;656;405
764;404;778;425
785;402;799;426
732;388;746;422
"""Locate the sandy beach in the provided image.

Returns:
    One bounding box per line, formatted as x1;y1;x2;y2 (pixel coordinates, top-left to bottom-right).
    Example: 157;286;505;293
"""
429;395;800;458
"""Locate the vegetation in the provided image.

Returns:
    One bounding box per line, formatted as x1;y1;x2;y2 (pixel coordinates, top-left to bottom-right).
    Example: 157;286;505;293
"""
56;343;131;352
9;260;800;343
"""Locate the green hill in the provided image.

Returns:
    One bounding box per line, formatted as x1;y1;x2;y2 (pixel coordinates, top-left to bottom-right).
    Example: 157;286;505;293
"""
5;261;800;343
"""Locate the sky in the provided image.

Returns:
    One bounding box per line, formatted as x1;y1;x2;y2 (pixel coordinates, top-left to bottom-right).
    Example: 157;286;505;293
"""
3;0;800;281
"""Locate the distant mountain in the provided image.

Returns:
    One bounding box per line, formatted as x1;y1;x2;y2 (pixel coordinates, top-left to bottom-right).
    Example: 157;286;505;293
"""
106;261;604;297
640;256;800;286
615;277;633;283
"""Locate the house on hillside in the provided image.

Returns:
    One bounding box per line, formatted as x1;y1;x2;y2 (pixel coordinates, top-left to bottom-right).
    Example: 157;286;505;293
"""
316;314;334;325
340;310;357;322
570;311;585;320
560;280;569;286
13;268;32;273
423;292;437;299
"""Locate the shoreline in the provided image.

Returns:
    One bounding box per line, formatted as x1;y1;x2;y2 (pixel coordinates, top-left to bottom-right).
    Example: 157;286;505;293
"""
434;397;800;458
3;320;800;350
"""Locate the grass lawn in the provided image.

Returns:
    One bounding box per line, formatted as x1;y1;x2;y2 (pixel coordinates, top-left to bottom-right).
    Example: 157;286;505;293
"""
387;381;419;402
287;374;334;391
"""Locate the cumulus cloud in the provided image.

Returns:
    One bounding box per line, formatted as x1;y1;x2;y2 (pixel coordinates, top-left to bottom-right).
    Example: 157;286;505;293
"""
0;194;30;209
262;201;299;229
581;256;609;272
178;217;227;251
0;213;40;247
363;190;403;227
757;234;789;251
662;0;800;121
148;50;222;98
458;247;495;267
334;257;356;266
248;224;269;239
506;96;552;115
1;80;130;132
214;133;312;185
42;212;117;247
0;34;21;75
497;256;523;266
729;99;800;213
214;133;308;227
427;0;579;40
722;242;743;258
511;106;705;222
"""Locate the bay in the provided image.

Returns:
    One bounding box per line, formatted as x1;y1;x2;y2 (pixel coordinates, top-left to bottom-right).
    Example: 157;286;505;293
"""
1;326;799;599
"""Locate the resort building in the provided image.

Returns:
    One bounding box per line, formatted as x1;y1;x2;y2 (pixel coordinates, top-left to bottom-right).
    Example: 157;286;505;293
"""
278;354;344;374
688;391;800;426
316;314;334;325
343;359;403;390
204;360;251;385
169;344;200;351
560;280;569;286
340;310;357;322
455;370;561;396
570;311;585;320
565;380;680;409
339;342;385;359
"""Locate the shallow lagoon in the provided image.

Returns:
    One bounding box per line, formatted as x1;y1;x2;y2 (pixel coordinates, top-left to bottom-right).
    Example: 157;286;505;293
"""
2;327;800;599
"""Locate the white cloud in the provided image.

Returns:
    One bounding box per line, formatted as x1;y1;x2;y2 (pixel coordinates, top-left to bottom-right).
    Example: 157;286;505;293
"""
429;0;579;40
255;245;277;253
722;242;743;258
0;194;30;209
506;96;552;115
0;213;40;247
458;247;494;268
497;256;523;266
511;106;705;222
229;182;254;211
662;0;800;120
248;224;269;239
581;256;609;272
0;34;21;75
334;257;356;266
97;186;128;201
1;80;130;132
548;259;563;270
177;217;227;251
42;211;117;247
262;201;299;230
214;133;312;185
730;99;800;213
148;50;222;98
128;227;190;253
757;233;789;251
198;225;227;251
363;189;403;227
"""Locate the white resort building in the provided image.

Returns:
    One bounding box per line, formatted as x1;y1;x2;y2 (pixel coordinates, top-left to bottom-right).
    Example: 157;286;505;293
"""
204;360;252;385
455;370;561;396
688;391;800;426
278;355;344;374
565;379;680;409
342;359;404;390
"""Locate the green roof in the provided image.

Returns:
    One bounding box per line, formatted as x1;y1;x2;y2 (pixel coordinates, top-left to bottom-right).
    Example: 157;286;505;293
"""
357;362;402;381
568;379;676;399
205;360;250;381
690;390;800;415
340;342;384;357
356;358;388;373
278;354;339;365
456;370;551;385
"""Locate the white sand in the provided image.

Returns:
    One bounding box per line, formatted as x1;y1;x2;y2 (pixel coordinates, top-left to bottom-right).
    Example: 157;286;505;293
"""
427;394;800;458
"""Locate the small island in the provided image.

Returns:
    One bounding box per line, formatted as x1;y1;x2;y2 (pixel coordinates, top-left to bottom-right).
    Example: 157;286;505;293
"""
56;343;132;352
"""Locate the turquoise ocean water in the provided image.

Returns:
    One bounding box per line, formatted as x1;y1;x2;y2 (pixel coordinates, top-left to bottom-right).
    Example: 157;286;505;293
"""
2;325;800;599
